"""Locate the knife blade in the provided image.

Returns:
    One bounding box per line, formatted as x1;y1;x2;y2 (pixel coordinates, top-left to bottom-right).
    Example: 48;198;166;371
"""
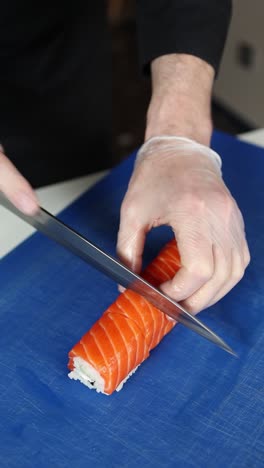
0;192;236;356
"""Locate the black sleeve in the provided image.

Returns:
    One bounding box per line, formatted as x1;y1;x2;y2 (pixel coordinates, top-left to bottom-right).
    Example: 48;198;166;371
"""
136;0;232;75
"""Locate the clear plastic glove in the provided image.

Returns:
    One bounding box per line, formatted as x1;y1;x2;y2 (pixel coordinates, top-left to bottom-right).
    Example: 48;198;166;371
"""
117;136;250;314
0;145;38;215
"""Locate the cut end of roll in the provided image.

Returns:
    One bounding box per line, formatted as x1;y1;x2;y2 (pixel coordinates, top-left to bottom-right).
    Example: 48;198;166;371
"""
68;357;106;394
68;357;139;395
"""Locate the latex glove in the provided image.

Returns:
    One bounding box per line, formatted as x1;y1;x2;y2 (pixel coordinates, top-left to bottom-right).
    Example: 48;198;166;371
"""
0;145;38;215
117;136;250;314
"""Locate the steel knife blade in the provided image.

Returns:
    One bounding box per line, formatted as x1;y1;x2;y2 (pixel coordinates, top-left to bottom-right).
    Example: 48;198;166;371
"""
0;192;236;356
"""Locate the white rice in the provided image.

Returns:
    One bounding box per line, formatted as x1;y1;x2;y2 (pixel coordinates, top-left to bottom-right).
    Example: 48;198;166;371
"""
68;357;105;394
68;356;139;395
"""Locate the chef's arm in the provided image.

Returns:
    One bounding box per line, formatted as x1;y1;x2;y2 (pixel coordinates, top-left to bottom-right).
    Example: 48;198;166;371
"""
117;50;250;312
136;0;232;143
0;145;38;215
145;53;214;145
117;2;250;313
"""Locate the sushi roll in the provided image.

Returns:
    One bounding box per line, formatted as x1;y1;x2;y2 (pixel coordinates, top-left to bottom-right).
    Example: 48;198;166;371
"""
68;239;181;395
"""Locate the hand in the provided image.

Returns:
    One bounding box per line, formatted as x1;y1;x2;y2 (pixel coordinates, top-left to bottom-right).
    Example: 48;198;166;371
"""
0;145;38;215
117;136;250;314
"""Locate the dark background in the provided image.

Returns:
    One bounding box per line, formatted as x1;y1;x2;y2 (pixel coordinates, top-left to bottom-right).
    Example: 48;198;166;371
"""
1;1;253;188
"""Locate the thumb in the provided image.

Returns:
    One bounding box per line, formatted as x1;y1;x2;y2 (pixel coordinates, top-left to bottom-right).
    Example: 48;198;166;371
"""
117;215;147;275
0;148;39;215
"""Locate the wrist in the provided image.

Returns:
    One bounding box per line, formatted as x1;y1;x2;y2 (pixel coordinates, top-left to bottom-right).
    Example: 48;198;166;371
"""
145;54;214;146
136;135;222;173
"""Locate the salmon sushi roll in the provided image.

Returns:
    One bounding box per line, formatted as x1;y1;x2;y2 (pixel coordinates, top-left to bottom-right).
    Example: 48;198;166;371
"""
68;239;181;395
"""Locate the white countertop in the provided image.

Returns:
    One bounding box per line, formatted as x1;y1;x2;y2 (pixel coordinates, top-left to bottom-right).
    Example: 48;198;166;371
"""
1;128;264;259
0;170;108;258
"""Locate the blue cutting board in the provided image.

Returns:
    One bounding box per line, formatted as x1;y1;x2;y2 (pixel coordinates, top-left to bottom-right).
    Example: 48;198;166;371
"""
0;131;263;467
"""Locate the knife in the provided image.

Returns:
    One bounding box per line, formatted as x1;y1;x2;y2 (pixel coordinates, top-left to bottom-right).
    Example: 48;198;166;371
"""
0;192;236;356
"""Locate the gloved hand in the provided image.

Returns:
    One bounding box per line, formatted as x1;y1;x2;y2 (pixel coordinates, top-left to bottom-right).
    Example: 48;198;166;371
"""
0;145;38;215
117;136;250;314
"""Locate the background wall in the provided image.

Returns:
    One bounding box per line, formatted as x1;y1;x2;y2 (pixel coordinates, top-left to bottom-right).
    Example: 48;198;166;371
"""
213;0;264;128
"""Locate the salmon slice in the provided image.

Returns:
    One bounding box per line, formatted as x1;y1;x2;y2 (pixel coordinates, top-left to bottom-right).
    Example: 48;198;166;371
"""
68;238;181;395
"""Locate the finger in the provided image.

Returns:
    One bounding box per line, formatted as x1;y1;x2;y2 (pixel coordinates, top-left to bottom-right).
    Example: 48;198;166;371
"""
232;209;250;265
230;210;250;267
0;151;38;215
117;205;147;274
243;239;251;267
203;213;250;307
206;247;246;308
160;227;214;302
181;244;232;314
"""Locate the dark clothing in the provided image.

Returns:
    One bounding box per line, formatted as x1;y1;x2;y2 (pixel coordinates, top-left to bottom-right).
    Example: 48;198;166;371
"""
0;1;231;187
0;1;111;187
136;0;232;75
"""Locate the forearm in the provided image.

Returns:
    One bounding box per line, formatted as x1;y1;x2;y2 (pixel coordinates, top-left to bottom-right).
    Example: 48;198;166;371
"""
145;54;215;146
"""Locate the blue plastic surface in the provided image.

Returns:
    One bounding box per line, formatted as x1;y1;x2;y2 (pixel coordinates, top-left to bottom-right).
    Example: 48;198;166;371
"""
0;131;263;467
